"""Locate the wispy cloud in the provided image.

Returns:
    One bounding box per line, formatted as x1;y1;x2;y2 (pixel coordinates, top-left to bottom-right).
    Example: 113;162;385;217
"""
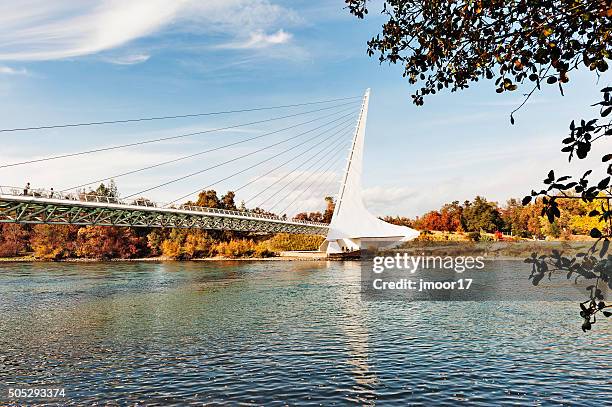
218;29;293;50
0;65;28;75
0;1;184;60
103;53;151;65
0;0;298;61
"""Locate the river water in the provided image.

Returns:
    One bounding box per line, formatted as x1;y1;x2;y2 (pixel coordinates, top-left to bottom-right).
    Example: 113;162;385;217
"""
0;260;610;405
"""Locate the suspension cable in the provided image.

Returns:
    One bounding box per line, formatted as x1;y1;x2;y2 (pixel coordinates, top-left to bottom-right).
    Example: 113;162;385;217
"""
61;104;356;192
242;130;351;205
0;95;362;133
0;100;359;169
123;111;358;200
276;150;347;216
232;124;350;195
251;131;353;209
164;120;356;207
288;162;343;217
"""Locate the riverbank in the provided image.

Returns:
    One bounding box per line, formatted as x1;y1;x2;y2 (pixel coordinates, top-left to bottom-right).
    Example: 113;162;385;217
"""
0;240;596;263
0;250;329;262
394;239;595;258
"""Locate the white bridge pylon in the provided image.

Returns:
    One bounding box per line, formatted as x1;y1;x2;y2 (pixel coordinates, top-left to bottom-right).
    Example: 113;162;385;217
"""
320;89;419;254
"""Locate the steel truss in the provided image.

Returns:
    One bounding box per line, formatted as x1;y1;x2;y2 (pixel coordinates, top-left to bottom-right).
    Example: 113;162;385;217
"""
0;196;328;235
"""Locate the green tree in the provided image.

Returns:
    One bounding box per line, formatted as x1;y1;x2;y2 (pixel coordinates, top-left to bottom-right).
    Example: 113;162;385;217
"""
462;196;503;232
94;179;118;197
501;198;529;237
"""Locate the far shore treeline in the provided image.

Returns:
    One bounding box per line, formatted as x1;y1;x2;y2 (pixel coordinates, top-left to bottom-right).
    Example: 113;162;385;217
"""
382;195;605;242
0;182;604;260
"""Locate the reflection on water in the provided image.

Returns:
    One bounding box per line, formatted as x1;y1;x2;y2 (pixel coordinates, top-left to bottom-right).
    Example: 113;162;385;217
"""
0;260;611;405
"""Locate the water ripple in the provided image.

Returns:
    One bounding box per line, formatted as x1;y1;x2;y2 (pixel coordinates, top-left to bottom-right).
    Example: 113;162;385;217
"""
0;260;610;405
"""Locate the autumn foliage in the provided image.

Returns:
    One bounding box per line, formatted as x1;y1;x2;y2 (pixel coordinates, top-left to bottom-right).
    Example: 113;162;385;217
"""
30;225;78;260
0;224;29;257
0;190;605;260
385;195;606;240
76;226;144;260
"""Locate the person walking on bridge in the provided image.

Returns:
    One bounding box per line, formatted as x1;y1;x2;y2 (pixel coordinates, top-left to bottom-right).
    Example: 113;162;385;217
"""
23;182;30;196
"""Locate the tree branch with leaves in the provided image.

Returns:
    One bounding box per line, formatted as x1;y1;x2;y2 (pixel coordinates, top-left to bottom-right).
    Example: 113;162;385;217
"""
346;0;612;330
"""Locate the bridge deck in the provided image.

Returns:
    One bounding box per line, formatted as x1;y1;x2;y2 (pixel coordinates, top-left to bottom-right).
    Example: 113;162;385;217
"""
0;189;328;235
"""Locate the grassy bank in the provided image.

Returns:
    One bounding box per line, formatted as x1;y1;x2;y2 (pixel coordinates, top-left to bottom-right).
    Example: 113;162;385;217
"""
395;239;595;259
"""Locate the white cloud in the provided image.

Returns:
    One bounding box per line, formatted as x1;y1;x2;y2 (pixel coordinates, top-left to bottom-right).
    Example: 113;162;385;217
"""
0;1;185;60
0;65;28;75
103;53;151;65
0;0;297;61
362;186;418;215
218;29;293;50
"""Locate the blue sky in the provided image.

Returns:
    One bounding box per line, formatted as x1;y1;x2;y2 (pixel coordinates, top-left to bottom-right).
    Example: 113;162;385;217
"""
0;0;608;217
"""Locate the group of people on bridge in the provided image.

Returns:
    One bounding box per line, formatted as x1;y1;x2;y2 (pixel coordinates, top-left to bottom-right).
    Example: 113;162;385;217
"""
22;183;56;199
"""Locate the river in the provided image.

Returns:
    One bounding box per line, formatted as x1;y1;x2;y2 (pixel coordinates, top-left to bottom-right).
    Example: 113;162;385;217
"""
0;260;610;405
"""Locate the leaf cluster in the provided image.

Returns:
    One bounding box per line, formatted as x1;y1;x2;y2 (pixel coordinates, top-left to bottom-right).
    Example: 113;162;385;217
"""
346;0;612;106
523;87;611;330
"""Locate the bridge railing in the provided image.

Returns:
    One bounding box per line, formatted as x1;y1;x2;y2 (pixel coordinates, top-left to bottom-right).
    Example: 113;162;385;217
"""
0;186;328;227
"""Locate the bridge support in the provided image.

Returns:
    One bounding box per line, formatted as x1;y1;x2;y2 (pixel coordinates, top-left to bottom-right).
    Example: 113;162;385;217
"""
320;89;419;255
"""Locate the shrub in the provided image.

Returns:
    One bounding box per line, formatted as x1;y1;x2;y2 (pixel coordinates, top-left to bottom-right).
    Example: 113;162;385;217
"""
212;239;276;258
214;239;255;258
480;233;494;242
183;233;214;259
161;239;182;259
263;233;325;251
467;231;480;242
